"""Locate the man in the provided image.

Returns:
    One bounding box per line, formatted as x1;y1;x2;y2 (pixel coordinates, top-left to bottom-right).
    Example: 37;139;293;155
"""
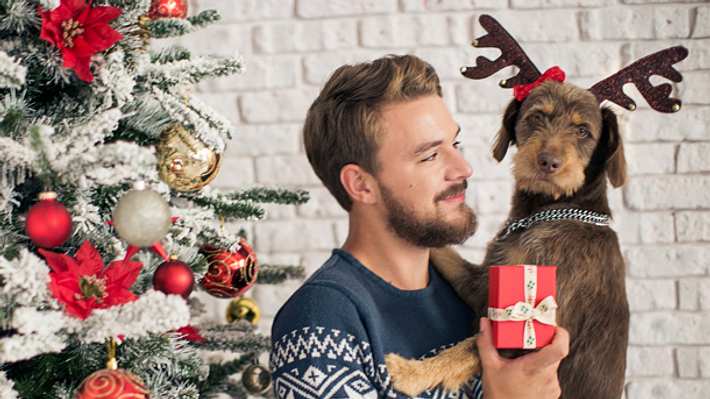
269;55;569;398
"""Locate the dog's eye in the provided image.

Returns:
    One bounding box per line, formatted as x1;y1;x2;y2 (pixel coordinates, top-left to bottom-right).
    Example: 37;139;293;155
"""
528;112;545;124
577;126;591;138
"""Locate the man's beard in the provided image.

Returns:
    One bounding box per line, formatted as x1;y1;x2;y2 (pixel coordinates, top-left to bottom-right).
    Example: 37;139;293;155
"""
380;181;477;248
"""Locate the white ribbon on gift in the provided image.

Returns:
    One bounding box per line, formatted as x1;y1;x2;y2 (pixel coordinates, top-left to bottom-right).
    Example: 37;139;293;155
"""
487;265;558;349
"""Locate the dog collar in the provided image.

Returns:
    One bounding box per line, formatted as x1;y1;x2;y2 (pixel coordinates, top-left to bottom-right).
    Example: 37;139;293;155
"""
499;208;610;240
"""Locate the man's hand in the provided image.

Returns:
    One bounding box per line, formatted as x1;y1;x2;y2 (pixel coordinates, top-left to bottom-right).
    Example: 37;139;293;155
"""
476;317;569;399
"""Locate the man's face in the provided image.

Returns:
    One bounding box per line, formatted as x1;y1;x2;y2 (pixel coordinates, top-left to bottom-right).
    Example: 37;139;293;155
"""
374;95;476;247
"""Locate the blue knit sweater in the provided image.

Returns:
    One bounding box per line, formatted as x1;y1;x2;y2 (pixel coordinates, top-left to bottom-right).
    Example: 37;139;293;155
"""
269;249;484;398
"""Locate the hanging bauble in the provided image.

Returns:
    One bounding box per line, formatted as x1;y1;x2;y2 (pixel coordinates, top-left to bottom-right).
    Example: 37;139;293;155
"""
153;257;194;299
200;239;258;298
25;192;73;248
156;124;221;192
112;183;172;247
75;368;149;399
226;296;260;326
242;364;272;395
148;0;188;19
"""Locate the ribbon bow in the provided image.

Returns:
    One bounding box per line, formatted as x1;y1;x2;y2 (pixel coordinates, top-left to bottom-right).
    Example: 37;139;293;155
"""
513;66;566;101
488;295;558;349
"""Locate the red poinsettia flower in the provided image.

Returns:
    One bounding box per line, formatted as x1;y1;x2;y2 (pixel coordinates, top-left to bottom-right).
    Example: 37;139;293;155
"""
38;0;123;82
38;240;142;320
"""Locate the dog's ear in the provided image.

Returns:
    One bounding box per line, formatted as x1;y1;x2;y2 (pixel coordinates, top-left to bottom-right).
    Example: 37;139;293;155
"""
492;99;521;162
601;107;627;188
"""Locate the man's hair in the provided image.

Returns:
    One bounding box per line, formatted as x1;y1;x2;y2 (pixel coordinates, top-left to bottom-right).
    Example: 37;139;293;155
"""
303;54;443;211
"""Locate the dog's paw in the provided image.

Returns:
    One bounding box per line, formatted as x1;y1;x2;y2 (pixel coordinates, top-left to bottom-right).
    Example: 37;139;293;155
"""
385;353;432;397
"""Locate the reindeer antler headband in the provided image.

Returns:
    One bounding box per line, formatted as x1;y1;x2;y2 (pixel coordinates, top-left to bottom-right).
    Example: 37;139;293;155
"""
460;14;689;113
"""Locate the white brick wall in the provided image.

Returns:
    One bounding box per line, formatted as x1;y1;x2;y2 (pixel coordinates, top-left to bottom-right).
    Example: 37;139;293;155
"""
177;1;710;397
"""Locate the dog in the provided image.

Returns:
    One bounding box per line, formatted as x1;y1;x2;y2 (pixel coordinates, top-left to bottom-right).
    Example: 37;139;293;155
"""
385;14;687;399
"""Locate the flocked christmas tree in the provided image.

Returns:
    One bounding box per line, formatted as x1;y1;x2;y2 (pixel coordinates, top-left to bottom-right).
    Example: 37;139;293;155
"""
0;0;307;397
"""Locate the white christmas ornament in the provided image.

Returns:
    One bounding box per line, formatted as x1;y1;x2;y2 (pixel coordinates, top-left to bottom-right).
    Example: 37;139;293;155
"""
112;183;171;246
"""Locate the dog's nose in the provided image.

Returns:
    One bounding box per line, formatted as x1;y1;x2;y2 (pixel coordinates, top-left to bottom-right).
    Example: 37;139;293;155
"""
538;152;562;173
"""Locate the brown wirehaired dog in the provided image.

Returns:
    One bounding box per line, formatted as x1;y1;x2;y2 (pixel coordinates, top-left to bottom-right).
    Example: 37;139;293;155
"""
385;14;687;399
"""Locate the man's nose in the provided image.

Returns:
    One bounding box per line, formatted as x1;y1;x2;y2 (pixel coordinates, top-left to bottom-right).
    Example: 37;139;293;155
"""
448;149;473;180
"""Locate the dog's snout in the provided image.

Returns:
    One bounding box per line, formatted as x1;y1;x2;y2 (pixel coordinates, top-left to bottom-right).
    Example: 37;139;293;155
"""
538;152;562;174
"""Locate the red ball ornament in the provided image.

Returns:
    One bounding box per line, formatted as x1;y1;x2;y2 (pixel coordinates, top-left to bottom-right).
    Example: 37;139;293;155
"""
148;0;188;19
25;192;72;248
153;258;194;298
75;368;149;399
200;239;258;298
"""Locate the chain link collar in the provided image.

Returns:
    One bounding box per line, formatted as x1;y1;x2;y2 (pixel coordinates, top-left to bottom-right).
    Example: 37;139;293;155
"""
499;208;610;240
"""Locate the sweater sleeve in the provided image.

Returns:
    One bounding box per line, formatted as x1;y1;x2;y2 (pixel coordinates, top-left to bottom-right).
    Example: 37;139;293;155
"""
269;283;379;399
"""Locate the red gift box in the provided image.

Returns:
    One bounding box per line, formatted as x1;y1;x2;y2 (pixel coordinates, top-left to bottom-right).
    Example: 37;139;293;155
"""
488;265;557;349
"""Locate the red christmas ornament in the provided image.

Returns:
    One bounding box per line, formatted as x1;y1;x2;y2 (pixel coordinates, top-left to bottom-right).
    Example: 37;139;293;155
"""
200;239;258;298
75;368;149;399
25;192;73;248
148;0;188;19
153;258;194;298
38;0;124;82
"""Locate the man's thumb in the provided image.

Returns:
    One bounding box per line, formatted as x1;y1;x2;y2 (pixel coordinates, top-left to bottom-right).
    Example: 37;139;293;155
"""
476;317;502;369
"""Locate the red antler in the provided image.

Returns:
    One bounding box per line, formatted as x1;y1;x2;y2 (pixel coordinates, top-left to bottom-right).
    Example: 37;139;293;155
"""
589;46;688;113
460;14;541;88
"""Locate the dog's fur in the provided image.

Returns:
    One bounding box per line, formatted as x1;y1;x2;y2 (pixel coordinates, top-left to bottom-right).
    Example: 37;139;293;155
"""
386;81;630;399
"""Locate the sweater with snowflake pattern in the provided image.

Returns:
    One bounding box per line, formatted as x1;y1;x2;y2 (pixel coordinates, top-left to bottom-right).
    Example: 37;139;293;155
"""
269;249;484;398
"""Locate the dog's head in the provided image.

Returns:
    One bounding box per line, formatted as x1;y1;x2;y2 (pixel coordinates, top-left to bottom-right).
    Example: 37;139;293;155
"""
492;81;626;199
461;15;687;199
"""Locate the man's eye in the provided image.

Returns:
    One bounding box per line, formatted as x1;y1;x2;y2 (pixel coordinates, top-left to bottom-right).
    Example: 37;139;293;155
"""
422;153;438;162
453;141;462;150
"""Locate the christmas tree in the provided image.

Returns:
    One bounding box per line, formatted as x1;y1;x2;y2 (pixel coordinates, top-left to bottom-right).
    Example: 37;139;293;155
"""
0;0;307;397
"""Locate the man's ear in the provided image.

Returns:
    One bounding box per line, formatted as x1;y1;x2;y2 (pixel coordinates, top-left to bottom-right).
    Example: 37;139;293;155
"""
340;164;377;205
492;99;521;162
601;107;627;188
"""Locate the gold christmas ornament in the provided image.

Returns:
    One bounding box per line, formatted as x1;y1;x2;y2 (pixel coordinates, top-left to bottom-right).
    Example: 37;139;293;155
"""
241;364;272;395
226;296;260;326
157;124;221;192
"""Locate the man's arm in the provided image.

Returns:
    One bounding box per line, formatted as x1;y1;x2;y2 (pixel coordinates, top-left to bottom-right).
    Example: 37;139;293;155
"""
269;283;379;399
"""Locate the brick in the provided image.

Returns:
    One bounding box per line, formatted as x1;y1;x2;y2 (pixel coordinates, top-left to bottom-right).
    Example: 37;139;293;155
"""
625;143;676;175
626;346;675;376
239;88;317;123
626;379;710;399
678;143;710;173
626;107;710;142
455;80;512;114
194;92;239;125
525;42;622;78
629;312;710;345
512;0;614;7
402;0;506;11
296;0;397;18
678;71;710;104
611;211;675;245
455;114;506;148
302;50;387;85
253;20;358;53
679;278;710;310
677;347;701;378
653;7;692;39
676;211;710;242
334;218;349;244
203;55;298;92
414;47;479;81
171;24;253;55
360;15;451;48
195;0;294;22
628;39;710;72
693;6;710;38
254;220;336;253
464;144;514;181
252;280;302;318
624;175;710;211
625;245;709;277
226;124;300;157
297;187;348;218
210;157;254;188
254;155;321;185
260;202;296;221
623;0;707;3
473;180;514;214
580;8;654;40
301;251;336;276
489;10;579;42
626;279;677;311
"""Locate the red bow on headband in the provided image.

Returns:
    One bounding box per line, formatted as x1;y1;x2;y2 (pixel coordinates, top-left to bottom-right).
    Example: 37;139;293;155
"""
513;66;566;101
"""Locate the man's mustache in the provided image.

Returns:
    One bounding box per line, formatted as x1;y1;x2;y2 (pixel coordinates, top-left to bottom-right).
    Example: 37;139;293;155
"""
435;180;468;202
